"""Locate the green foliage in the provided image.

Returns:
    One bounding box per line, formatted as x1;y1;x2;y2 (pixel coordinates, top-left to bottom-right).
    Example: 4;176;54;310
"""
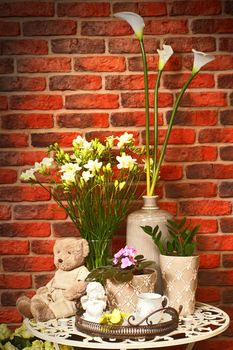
141;217;200;256
86;255;153;284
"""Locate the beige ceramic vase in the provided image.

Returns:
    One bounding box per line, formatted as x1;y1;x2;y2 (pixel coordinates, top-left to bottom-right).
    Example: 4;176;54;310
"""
105;269;157;314
160;255;199;316
126;195;172;293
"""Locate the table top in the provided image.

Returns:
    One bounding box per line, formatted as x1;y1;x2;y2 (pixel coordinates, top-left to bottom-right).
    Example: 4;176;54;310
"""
24;302;230;350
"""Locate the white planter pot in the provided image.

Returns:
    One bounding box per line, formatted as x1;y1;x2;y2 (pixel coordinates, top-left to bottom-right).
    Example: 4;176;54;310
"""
160;254;199;316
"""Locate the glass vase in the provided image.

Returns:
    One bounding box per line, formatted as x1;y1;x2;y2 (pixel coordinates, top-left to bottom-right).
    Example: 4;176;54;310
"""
86;239;112;271
126;195;172;293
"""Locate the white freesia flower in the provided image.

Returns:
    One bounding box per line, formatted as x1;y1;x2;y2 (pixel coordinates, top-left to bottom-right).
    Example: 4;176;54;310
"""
59;163;81;173
73;135;92;149
116;132;134;148
192;49;215;74
81;170;94;182
61;171;76;182
114;12;145;40
40;157;54;167
34;162;41;171
106;135;115;148
20;168;36;181
157;45;174;70
116;153;137;170
84;159;102;172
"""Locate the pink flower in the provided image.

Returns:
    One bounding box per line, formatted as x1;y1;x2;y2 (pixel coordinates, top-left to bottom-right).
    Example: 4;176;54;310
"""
121;257;134;269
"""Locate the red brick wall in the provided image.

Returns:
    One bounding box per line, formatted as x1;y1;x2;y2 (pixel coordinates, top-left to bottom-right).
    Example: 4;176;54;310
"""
0;0;232;347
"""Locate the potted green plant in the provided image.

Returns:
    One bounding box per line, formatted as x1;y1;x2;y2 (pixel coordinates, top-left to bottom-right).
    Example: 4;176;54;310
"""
86;245;156;314
141;218;200;316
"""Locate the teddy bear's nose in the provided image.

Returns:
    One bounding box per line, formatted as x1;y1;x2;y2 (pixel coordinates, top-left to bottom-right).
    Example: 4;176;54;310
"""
58;258;63;263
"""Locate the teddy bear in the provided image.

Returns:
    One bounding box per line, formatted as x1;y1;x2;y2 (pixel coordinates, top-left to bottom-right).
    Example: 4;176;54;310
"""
16;237;90;321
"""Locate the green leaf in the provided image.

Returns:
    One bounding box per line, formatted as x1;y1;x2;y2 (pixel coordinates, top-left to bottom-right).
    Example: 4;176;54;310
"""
140;225;153;235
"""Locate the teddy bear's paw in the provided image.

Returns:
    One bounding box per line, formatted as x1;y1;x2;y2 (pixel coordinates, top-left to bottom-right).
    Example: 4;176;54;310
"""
16;296;33;319
31;299;55;322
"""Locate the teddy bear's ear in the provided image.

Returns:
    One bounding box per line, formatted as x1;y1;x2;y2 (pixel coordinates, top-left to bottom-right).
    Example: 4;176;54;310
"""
81;238;90;258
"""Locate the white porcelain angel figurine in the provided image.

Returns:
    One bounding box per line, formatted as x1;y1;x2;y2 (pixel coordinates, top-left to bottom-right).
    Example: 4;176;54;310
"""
80;282;107;322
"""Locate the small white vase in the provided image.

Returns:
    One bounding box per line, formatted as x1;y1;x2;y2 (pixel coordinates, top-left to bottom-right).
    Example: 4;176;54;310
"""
160;254;200;316
126;195;172;293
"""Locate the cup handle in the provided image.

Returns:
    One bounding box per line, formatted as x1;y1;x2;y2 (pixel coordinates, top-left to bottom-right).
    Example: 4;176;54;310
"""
162;295;169;307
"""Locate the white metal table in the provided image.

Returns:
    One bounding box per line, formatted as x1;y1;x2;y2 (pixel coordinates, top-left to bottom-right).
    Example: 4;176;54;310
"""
24;302;230;350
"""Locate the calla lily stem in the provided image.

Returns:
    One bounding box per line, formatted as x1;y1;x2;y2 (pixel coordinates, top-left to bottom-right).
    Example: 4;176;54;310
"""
153;69;162;173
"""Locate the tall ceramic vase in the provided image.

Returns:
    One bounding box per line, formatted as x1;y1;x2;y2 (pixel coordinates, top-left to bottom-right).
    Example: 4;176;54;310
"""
126;195;172;293
160;255;200;316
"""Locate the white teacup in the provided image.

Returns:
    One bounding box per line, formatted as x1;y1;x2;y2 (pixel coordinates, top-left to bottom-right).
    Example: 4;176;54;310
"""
135;292;169;324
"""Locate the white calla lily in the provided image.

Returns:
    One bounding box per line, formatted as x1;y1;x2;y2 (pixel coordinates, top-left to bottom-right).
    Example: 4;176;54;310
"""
192;49;215;74
114;12;145;40
157;45;174;70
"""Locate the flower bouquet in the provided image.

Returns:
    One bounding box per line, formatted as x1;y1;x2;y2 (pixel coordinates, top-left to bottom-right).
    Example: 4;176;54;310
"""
21;133;142;270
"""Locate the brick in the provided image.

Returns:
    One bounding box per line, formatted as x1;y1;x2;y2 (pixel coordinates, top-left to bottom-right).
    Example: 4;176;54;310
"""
0;222;51;237
220;146;233;161
163;73;215;89
0;151;46;166
121;92;173;108
180;92;226;107
164;36;216;52
220;110;233;125
165;182;217;198
198;270;233;286
81;20;132;36
0;169;17;184
0;76;45;91
220;218;233;233
199;128;233;143
31;132;78;147
0;21;20;36
53;222;80;237
0;308;22;324
219;38;233;52
0;205;11;219
193;54;233;71
109;38;159;54
65;93;119;109
165;146;217;162
0;240;29;255
187;218;218;234
225;1;233;14
158;201;177;216
111;111;163;127
106;74;156;90
17;57;71;73
112;2;138;12
169;0;221;15
9;95;63;110
199;253;220;268
219;182;233;198
160;165;183;181
0;2;54;16
196;287;220;303
218;74;233;88
57;113;109;128
180;200;231;216
139;2;167;16
192;18;233;34
23;20;77;36
0;133;28;148
74;56;125;72
143;128;195;146
49;75;102;91
14;204;67;220
187;164;233;179
0;186;50;202
0;274;31;289
0;96;8;110
2;256;54;272
198;235;233;251
52;38;105;54
58;2;110;17
1;291;34;306
144;19;188;34
128;55;182;72
223;289;233;303
1;113;53;129
0;58;14;74
1;39;48;55
34;273;54;289
31;240;55;254
223;254;233;267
